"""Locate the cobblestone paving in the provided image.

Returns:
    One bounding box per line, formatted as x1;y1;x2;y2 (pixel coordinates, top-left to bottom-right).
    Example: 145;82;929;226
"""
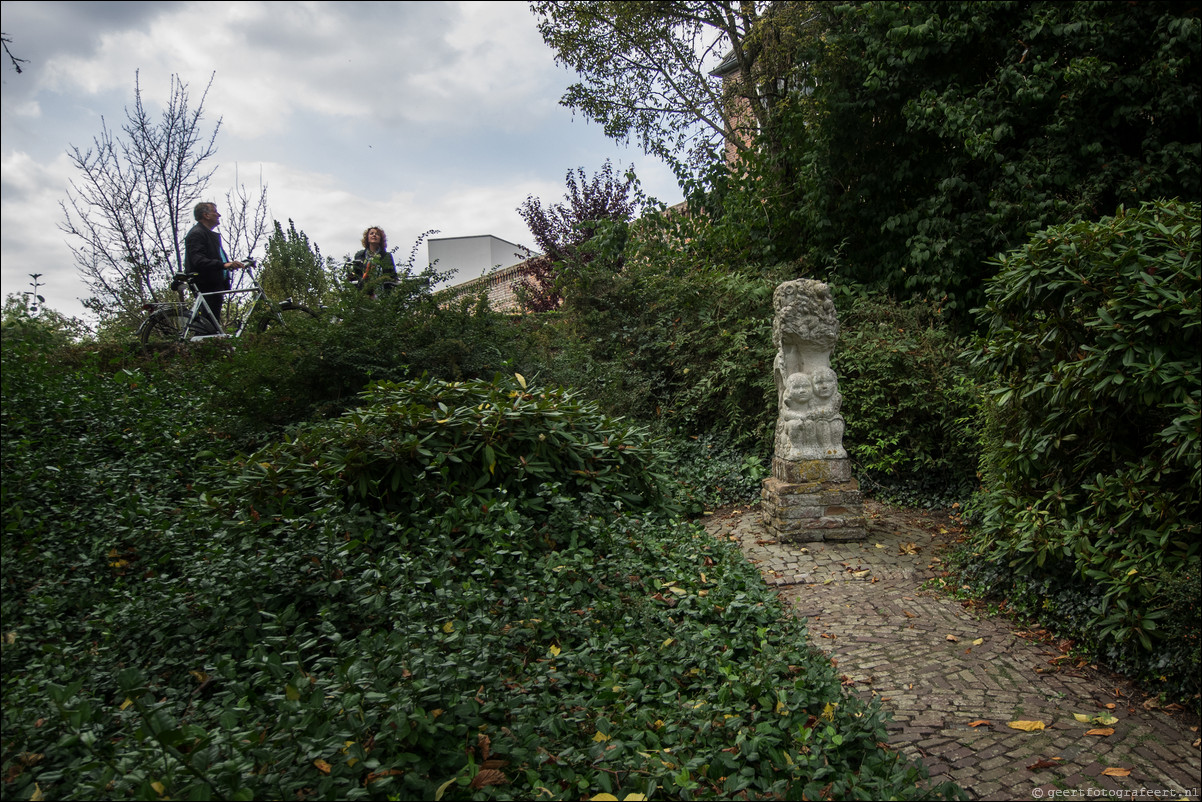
701;501;1201;801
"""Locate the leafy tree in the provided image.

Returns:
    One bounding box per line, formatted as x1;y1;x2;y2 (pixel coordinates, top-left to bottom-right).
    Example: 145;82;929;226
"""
531;1;822;168
259;219;330;308
515;160;641;311
698;0;1201;323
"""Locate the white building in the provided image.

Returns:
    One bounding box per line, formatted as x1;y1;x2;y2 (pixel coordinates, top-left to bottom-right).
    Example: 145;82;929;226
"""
428;235;532;288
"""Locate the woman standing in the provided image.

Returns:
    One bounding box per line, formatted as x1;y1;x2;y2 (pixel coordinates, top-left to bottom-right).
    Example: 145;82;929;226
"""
350;226;399;290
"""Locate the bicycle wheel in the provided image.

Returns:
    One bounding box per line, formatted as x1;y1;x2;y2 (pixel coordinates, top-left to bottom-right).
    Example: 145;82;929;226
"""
139;308;191;347
257;302;319;333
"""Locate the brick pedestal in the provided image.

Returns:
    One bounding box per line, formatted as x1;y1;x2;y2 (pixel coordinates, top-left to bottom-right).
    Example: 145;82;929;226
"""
761;457;866;542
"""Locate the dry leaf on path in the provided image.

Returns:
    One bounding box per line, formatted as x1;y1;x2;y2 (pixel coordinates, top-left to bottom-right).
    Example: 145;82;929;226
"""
1101;767;1131;777
946;634;959;642
967;720;991;727
1027;758;1063;770
1008;720;1047;732
1085;728;1115;736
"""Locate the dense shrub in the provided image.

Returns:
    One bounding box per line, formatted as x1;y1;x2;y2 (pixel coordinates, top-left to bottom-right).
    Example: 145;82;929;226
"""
834;295;980;508
209;275;538;428
207;373;670;526
2;350;961;800
962;199;1200;693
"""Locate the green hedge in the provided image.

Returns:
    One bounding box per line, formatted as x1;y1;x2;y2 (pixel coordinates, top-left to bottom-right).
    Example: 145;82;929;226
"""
963;199;1200;698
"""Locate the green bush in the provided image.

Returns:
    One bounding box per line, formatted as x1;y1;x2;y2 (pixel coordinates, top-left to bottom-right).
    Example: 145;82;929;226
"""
834;295;980;507
207;373;671;527
964;199;1200;683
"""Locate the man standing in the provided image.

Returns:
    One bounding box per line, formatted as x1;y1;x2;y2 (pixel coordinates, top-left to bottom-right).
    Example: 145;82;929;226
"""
184;201;243;328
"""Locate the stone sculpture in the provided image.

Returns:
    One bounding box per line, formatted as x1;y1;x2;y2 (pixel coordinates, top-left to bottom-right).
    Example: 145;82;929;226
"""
771;280;847;461
762;279;865;542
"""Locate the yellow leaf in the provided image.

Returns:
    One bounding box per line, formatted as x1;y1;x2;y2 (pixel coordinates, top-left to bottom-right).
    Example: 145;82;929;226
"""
668;586;687;596
515;373;527;390
946;634;959;643
314;759;332;774
1101;767;1131;777
1007;720;1046;732
1086;728;1115;736
593;731;610;742
775;699;787;714
1073;713;1092;723
875;543;886;548
259;462;272;470
662;638;675;648
31;784;44;802
972;638;984;646
623;796;649;801
654;719;665;729
821;702;837;721
431;708;443;719
120;697;133;711
590;795;619;801
1096;715;1118;726
549;644;562;657
442;622;454;634
189;670;209;684
151;781;166;795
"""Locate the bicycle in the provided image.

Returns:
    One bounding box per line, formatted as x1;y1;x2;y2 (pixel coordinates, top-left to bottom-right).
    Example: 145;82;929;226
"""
137;258;319;347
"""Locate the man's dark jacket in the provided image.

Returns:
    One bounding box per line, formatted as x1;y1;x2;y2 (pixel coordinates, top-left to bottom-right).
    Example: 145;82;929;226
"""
184;223;228;292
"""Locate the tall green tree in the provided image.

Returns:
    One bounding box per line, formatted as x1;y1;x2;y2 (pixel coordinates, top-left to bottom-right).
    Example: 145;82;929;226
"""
701;0;1201;322
532;1;821;169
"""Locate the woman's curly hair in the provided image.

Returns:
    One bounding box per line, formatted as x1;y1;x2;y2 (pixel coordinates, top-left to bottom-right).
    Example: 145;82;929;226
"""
361;227;387;250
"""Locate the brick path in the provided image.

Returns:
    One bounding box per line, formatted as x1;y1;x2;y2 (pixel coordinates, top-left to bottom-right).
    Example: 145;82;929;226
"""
701;501;1201;801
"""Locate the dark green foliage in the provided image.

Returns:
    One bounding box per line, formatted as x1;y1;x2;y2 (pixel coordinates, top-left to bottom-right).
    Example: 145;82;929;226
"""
211;276;537;428
695;0;1201;323
834;296;979;508
2;341;961;800
209;373;670;525
259;218;331;308
964;200;1200;677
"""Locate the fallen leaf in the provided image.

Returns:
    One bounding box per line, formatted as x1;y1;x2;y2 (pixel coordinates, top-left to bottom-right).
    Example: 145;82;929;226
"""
967;720;991;727
1142;698;1160;710
946;634;959;643
875;543;886;549
549;644;561;657
151;781;166;795
903;610;917;618
899;542;919;555
853;570;871;577
972;638;984;646
1096;715;1118;726
1085;728;1115;736
442;622;454;634
592;732;610;742
1007;720;1046;732
1027;758;1062;770
470;768;508;789
1100;767;1131;777
314;759;332;774
1073;713;1092;723
1105;703;1116;709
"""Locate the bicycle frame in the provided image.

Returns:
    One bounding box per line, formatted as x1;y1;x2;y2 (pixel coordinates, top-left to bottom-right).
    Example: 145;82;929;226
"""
140;259;297;342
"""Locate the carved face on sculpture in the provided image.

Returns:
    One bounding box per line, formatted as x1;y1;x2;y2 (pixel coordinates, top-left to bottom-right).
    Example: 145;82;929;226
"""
812;368;838;400
785;373;813;408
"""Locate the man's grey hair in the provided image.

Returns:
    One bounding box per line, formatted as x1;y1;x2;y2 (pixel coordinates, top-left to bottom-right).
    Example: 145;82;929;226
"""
193;201;216;221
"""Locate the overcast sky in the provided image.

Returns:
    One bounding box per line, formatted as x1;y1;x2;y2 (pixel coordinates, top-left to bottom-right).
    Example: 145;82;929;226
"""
0;0;684;323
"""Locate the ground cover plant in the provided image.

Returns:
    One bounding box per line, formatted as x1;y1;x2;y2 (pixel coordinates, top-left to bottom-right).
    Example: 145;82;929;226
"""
2;339;963;800
956;199;1201;707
